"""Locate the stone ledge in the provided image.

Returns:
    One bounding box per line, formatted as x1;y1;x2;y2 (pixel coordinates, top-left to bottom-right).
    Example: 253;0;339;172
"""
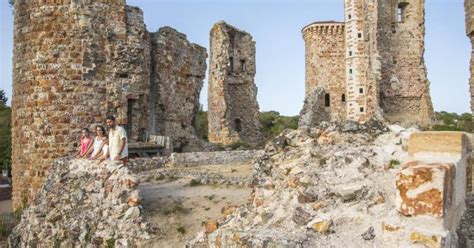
407;131;469;157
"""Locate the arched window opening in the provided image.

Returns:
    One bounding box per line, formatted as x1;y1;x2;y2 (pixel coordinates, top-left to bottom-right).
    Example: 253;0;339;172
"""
234;118;242;132
325;94;330;107
341;94;346;102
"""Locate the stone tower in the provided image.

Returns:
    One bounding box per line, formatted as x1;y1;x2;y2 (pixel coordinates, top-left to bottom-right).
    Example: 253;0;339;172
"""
302;0;433;125
302;21;346;121
208;21;262;145
150;27;207;152
11;0;151;209
377;0;433;124
344;0;380;123
466;0;474;120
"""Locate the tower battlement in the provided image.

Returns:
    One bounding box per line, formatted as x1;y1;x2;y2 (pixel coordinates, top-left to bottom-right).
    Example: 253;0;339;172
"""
16;0;126;6
302;21;345;39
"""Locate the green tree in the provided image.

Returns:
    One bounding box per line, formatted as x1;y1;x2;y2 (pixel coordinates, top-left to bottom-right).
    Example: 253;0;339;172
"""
0;88;11;171
259;111;298;141
0;90;7;107
194;105;208;141
432;111;472;133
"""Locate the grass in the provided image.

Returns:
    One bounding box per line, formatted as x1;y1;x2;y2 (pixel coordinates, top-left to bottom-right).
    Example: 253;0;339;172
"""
176;226;186;234
162;202;187;215
106;238;115;248
189;179;202;187
389;159;401;169
204;194;216;201
155;174;166;181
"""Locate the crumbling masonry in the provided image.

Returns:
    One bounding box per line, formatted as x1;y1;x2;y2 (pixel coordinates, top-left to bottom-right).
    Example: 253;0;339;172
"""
303;0;434;124
11;0;208;208
208;21;262;146
466;0;474;119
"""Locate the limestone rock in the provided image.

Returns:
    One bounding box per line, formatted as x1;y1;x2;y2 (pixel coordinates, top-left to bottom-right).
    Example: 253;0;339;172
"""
8;158;154;247
396;161;455;217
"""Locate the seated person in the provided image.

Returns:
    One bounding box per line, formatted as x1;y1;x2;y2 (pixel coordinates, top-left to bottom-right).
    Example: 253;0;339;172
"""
90;125;108;160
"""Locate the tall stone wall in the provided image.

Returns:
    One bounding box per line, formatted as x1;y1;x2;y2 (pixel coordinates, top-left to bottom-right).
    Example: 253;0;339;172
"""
150;27;207;152
11;0;151;209
377;0;433;124
466;0;474;120
208;21;262;146
302;22;346;121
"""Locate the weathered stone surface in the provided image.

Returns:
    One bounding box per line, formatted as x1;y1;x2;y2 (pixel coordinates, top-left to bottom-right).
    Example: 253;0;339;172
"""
396;161;455;217
169;150;262;168
466;0;474;123
188;123;416;247
302;22;346;122
8;158;154;247
208;21;262;146
301;0;433;124
298;87;331;129
150;27;208;152
407;132;469;157
11;0;152;209
11;0;210;209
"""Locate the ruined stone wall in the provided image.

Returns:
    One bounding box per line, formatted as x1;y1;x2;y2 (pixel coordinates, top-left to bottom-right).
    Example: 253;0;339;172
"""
302;22;346;121
11;0;150;209
466;0;474;121
208;21;262;146
377;0;433;124
110;6;151;142
150;27;207;152
168;150;262;168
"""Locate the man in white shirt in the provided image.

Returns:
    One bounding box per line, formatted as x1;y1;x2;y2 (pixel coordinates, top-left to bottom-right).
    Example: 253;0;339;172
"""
105;115;129;164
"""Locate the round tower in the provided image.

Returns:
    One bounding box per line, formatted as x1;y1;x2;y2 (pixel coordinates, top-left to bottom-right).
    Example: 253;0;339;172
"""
11;0;136;209
302;21;346;121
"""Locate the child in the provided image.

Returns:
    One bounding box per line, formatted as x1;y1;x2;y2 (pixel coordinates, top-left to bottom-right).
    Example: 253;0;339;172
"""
76;128;93;159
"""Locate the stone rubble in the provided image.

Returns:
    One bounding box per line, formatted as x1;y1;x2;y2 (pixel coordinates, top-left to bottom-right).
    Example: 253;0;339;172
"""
189;122;422;247
8;158;155;247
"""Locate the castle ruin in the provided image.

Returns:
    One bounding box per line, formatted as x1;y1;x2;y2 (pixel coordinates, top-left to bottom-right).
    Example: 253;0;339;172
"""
303;0;434;124
466;0;474;119
11;0;210;208
208;22;262;146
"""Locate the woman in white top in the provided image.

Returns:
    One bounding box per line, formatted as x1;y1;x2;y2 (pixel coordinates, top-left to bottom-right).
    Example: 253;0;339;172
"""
90;125;108;160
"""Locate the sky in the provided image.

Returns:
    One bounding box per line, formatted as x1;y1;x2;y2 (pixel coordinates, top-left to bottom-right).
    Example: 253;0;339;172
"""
0;0;470;116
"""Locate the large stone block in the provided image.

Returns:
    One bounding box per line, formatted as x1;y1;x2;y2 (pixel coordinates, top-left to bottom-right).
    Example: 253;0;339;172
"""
407;132;468;157
396;161;455;217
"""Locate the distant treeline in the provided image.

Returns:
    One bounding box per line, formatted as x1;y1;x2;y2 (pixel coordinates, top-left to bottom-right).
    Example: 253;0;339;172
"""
431;111;473;132
194;108;298;143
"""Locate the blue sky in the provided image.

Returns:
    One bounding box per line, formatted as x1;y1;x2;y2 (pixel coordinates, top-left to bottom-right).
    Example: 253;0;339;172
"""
0;0;470;115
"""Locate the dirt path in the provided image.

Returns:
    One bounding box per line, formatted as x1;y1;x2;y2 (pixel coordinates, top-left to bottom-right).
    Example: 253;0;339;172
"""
139;178;252;247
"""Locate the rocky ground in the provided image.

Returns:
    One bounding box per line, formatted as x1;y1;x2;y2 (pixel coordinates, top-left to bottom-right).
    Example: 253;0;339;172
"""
8;159;154;247
189;121;419;247
6;121;474;247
